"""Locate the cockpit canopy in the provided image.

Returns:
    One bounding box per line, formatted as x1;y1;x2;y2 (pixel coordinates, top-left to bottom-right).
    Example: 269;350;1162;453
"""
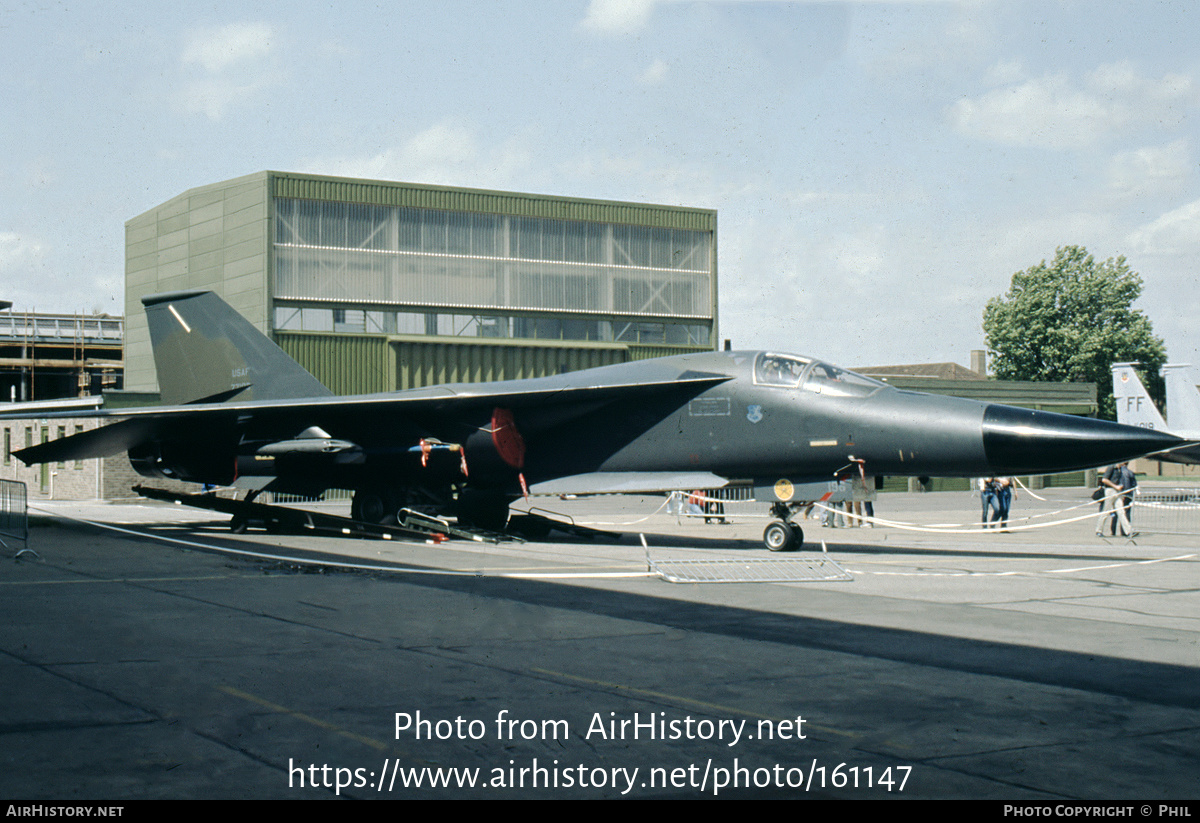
753;352;885;398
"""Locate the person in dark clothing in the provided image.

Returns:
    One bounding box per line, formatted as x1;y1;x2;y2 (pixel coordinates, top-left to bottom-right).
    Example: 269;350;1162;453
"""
1099;462;1137;537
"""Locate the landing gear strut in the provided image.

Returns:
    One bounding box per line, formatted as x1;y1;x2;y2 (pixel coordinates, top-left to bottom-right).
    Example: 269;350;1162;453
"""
763;502;805;551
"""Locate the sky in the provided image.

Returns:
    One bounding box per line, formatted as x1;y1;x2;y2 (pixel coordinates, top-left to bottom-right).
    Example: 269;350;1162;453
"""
2;0;1198;371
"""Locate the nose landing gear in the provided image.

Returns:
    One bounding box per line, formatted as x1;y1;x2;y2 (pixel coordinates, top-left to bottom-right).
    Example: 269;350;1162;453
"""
763;502;805;551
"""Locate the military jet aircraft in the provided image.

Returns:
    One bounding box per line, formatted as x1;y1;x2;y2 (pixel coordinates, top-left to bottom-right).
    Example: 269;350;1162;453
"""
1112;362;1200;464
11;290;1187;550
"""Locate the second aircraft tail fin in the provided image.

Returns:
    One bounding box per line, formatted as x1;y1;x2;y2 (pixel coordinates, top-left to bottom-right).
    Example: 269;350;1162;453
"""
1112;362;1167;431
1163;364;1200;437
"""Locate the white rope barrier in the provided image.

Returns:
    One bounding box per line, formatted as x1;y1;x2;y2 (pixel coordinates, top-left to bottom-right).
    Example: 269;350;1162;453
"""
1012;475;1049;502
572;487;1151;537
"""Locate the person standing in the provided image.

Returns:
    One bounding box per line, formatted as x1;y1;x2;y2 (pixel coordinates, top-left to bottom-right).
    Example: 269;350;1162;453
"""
1099;462;1137;537
979;477;999;527
993;476;1016;531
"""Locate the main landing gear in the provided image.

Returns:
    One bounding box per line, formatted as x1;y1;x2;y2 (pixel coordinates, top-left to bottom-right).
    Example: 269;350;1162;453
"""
763;502;805;551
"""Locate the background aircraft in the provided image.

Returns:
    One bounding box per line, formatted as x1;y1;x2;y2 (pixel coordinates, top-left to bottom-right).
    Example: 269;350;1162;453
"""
11;291;1185;550
1163;364;1200;439
1112;362;1200;464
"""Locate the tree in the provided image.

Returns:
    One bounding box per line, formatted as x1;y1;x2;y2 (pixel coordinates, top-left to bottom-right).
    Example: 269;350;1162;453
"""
983;245;1166;421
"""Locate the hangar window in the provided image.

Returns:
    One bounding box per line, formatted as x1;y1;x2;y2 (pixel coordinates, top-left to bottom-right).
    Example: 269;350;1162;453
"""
332;309;365;333
273;199;713;326
754;353;810;387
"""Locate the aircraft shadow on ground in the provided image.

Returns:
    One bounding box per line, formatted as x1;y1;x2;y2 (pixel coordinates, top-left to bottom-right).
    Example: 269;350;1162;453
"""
141;517;1159;576
145;522;1197;713
407;562;1200;712
625;528;1147;563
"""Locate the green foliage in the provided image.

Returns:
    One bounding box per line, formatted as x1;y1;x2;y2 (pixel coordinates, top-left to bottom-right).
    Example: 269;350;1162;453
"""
983;245;1166;420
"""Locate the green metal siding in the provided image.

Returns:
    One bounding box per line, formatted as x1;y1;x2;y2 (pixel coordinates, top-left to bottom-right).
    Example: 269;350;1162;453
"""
276;332;395;395
276;332;635;393
269;171;716;231
394;339;629;389
627;345;710;361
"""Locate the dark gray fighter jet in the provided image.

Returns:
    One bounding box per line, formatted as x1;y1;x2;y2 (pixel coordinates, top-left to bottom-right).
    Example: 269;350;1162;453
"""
12;290;1187;549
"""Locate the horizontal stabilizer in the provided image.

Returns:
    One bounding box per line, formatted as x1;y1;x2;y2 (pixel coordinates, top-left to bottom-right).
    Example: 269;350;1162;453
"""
14;418;154;465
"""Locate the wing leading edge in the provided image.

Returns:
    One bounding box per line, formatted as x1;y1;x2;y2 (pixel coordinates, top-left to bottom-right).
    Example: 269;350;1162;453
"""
12;372;732;467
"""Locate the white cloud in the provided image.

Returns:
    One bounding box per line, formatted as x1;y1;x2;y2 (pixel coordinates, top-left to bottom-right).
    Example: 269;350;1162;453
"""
949;61;1198;149
579;0;659;35
182;22;274;73
178;76;278;121
177;22;280;120
1128;199;1200;256
639;58;669;85
0;232;45;272
950;73;1114;148
1108;139;1192;196
311;123;534;190
983;59;1025;87
553;150;731;208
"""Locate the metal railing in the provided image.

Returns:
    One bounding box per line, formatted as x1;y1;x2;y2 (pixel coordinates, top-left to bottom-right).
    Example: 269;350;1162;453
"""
0;479;28;553
0;313;123;345
1131;488;1200;535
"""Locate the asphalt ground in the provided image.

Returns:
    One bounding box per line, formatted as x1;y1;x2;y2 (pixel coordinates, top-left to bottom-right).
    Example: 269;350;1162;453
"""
1;486;1197;800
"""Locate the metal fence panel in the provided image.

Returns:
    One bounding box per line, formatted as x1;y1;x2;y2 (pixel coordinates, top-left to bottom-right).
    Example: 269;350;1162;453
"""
0;479;28;551
1133;489;1200;535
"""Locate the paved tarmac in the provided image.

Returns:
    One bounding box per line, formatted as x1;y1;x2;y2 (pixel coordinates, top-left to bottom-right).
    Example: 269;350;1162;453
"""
1;486;1197;799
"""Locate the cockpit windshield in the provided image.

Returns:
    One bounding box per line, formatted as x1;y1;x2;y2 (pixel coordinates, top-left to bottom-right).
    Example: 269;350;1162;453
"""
803;361;886;398
752;352;884;398
753;353;810;387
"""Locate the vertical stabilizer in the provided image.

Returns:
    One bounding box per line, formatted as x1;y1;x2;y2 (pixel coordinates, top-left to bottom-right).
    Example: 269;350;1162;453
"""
142;290;333;405
1112;363;1167;431
1163;364;1200;438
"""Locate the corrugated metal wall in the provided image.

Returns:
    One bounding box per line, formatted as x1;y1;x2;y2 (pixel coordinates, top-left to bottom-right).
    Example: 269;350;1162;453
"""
270;172;716;232
627;345;692;361
394;340;629;389
276;331;645;393
277;332;395;395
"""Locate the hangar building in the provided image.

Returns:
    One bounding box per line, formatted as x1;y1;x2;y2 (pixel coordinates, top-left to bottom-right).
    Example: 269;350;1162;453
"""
124;171;719;396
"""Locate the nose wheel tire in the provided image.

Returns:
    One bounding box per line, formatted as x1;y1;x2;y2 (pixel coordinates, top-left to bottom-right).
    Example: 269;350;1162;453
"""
352;489;399;525
764;520;802;551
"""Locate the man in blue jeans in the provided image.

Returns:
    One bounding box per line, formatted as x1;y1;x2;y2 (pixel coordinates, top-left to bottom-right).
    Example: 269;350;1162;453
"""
992;476;1016;531
979;478;999;528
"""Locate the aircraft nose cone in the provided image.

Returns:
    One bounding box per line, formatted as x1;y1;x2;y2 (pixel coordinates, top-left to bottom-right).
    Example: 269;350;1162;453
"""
982;404;1184;474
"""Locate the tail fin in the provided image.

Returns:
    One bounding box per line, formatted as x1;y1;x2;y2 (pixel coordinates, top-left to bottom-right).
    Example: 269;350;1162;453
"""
1111;362;1167;431
1163;364;1200;437
142;290;332;405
